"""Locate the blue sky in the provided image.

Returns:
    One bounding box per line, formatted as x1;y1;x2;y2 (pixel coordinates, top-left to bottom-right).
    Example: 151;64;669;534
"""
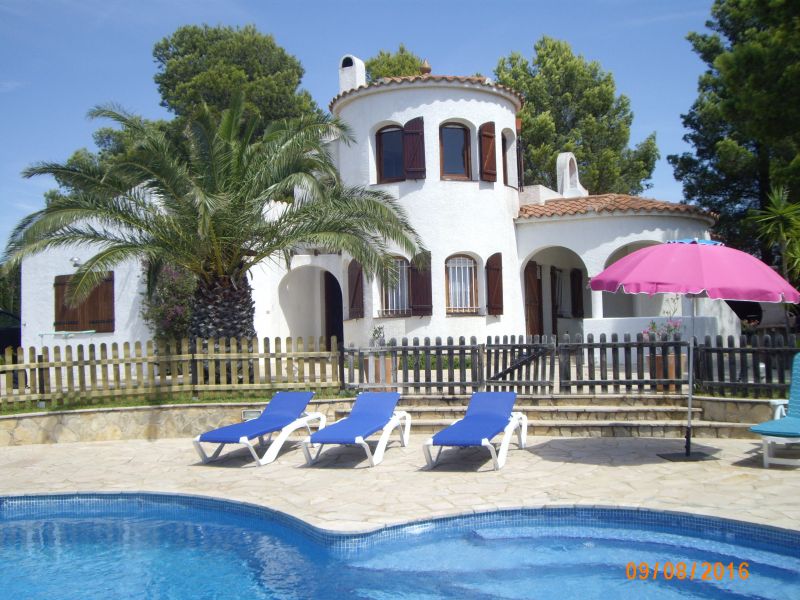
0;0;713;249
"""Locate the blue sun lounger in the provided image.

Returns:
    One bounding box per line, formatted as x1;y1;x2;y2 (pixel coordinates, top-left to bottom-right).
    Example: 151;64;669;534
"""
194;391;324;467
423;391;527;471
301;391;410;467
750;353;800;468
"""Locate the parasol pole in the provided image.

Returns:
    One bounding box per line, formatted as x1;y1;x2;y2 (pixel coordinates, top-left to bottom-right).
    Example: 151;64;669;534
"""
685;297;696;456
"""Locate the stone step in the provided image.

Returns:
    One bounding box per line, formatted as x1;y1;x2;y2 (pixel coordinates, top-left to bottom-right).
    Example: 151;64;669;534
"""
335;405;702;422
373;418;755;439
389;394;691;408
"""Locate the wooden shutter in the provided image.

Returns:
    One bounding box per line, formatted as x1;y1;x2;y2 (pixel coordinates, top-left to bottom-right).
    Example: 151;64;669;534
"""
570;268;584;318
409;252;432;316
403;117;426;180
86;272;115;333
54;275;82;331
347;260;364;319
485;253;503;315
524;261;542;336
550;266;558;336
479;122;497;182
516;136;524;190
54;272;114;332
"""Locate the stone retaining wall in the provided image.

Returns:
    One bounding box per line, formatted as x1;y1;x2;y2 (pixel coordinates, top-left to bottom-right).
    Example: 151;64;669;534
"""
0;395;776;446
694;396;775;424
0;399;352;447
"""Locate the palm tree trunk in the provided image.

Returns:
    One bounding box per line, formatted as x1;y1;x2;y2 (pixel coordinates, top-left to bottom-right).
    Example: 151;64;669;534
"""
190;276;256;340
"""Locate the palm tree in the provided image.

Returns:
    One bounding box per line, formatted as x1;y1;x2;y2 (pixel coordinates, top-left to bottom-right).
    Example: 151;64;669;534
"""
747;186;800;281
5;97;423;339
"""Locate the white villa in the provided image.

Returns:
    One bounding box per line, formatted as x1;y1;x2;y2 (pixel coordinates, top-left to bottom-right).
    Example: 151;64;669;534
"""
20;55;741;350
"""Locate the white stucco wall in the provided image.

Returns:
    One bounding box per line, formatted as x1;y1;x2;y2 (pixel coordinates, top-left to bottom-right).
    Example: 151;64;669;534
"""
21;247;150;350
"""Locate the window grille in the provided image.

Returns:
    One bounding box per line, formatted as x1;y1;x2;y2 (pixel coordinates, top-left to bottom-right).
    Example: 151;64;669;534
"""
446;255;478;314
381;257;411;317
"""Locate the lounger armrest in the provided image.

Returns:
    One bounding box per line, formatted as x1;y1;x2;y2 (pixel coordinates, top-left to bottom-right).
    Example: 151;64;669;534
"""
301;411;327;428
769;399;788;419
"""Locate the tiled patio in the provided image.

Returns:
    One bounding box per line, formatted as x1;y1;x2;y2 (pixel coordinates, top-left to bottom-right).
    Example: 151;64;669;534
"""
1;435;798;533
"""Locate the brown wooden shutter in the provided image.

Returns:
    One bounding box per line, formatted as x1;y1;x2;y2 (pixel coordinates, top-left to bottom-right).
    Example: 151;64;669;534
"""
85;272;115;333
347;260;364;319
403;117;426;180
54;275;81;331
479;122;497;182
524;261;542;336
550;266;558;336
54;272;114;332
516;137;524;190
485;253;503;315
570;268;584;318
409;251;432;316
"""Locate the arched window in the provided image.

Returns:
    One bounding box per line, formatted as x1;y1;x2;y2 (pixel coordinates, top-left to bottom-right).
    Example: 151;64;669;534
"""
381;256;411;317
439;123;471;180
445;255;478;314
376;126;405;183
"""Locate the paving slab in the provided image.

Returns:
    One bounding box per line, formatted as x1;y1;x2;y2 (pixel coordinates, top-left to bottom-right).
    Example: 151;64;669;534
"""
0;435;797;533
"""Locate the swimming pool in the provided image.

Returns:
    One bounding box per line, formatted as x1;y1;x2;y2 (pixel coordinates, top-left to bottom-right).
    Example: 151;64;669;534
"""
1;493;798;599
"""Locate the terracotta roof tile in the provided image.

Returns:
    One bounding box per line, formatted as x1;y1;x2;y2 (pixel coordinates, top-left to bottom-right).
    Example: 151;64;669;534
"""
330;74;524;111
517;194;715;221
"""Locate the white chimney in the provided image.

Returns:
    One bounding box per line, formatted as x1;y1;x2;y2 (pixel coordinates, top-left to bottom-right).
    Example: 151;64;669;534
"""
556;152;588;198
338;55;366;94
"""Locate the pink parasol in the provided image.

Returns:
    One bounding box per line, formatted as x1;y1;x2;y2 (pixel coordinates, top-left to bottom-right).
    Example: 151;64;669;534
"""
590;239;800;458
590;239;800;303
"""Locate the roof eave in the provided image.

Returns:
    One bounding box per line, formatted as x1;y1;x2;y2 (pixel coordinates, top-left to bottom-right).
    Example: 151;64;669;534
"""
515;209;717;226
329;77;524;113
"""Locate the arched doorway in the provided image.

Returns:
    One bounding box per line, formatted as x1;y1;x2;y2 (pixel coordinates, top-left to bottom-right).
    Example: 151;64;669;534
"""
602;241;661;318
523;247;588;337
278;266;344;348
323;272;344;349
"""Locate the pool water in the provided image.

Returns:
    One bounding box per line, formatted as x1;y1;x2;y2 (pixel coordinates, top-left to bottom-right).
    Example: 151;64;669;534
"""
1;494;798;599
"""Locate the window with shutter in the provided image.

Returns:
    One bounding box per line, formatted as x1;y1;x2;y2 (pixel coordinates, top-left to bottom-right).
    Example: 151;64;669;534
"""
347;260;364;319
53;272;114;332
376;126;405;183
570;268;584;318
485;253;503;315
439;123;471;180
403;117;426;180
409;252;432;316
479;122;497;182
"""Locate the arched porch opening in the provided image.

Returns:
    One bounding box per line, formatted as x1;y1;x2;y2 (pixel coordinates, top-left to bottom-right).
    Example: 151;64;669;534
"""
278;266;344;349
601;241;663;319
522;247;588;338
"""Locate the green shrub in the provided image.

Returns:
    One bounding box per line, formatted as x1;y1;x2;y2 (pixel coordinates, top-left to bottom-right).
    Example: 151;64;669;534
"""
141;265;196;342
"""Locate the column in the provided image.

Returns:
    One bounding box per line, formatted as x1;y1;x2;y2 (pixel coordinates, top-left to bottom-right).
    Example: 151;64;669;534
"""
591;290;604;319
